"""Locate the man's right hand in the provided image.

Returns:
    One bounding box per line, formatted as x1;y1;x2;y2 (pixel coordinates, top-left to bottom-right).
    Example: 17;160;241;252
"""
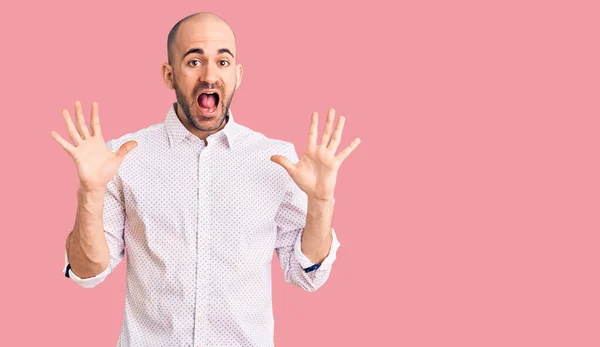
51;101;137;191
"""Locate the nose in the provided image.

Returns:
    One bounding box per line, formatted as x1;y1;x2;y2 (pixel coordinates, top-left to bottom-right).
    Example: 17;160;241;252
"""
201;61;219;85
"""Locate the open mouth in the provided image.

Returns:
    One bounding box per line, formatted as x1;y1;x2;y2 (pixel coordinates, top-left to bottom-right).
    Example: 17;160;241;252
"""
197;91;220;114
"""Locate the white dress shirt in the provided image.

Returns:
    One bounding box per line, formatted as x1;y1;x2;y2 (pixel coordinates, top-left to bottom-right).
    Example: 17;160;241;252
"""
62;102;341;347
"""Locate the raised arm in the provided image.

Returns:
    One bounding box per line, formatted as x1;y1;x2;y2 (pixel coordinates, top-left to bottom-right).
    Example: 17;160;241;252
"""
51;101;137;279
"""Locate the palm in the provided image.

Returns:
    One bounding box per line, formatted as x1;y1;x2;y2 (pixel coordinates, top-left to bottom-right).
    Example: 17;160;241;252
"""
51;101;137;191
271;109;361;201
74;135;123;189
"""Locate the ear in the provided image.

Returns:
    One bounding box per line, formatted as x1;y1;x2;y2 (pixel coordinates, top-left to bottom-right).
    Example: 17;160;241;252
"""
162;63;174;90
235;63;243;90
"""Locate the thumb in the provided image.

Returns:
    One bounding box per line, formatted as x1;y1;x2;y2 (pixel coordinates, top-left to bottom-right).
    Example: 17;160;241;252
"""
115;140;138;161
270;155;295;175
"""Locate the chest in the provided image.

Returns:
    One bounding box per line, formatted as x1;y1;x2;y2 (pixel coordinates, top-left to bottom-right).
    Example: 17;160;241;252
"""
120;147;287;246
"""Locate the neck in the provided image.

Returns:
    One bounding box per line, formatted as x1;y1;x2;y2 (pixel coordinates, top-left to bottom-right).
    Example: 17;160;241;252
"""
175;102;228;142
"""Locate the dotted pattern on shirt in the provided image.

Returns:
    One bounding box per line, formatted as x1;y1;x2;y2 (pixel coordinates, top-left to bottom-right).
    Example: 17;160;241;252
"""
68;103;340;347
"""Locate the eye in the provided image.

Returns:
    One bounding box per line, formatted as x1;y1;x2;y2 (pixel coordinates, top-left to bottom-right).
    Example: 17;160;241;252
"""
219;60;230;67
189;60;201;67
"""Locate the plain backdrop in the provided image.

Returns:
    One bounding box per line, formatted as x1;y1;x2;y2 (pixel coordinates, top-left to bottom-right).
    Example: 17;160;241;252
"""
1;0;599;346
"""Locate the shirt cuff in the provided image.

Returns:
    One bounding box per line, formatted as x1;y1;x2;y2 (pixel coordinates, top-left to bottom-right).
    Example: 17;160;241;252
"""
63;249;110;288
294;227;341;271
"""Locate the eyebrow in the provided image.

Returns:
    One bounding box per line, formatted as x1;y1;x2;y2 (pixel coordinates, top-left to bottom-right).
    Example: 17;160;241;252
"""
182;48;235;60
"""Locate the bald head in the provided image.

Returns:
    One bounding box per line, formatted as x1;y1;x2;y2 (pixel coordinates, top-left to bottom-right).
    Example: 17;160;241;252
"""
167;12;237;65
161;12;243;140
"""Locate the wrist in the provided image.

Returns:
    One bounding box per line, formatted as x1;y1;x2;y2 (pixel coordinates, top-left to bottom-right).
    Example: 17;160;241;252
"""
307;195;335;206
306;196;335;221
307;196;335;210
77;186;106;199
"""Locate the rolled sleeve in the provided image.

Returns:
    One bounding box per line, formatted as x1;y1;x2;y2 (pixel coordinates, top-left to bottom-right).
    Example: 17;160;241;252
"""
294;227;341;271
63;250;111;288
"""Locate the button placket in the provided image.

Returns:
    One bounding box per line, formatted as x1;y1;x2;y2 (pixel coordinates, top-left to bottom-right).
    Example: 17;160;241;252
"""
193;143;211;346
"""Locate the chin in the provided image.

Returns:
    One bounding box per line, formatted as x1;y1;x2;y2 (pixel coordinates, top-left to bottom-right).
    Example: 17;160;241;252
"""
191;109;226;130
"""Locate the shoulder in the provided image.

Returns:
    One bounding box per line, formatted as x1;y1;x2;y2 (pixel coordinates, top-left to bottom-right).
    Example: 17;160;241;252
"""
104;121;168;174
104;122;166;153
266;138;298;160
234;123;299;159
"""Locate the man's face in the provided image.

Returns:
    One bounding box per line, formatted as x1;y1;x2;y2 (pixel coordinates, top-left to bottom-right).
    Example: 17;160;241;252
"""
166;19;242;132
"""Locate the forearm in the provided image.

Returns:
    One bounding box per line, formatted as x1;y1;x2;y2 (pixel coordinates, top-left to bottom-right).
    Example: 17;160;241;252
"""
66;187;109;278
301;197;335;264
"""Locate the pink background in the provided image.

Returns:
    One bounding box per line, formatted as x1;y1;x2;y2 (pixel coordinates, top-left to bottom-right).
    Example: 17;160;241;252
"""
1;0;599;346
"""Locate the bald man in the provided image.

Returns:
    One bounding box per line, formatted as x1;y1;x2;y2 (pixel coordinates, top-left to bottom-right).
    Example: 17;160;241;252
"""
52;12;360;347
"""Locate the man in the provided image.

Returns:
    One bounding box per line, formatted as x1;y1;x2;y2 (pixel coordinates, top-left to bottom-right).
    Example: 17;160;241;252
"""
51;12;360;347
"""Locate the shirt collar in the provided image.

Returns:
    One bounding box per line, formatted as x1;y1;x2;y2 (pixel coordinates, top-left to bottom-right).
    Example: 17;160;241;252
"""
164;102;244;149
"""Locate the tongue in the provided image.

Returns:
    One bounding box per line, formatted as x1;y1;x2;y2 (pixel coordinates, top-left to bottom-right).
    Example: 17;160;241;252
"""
199;93;217;109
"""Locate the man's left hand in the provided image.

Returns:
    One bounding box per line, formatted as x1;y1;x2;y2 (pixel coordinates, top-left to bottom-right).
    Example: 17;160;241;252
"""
271;109;361;201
